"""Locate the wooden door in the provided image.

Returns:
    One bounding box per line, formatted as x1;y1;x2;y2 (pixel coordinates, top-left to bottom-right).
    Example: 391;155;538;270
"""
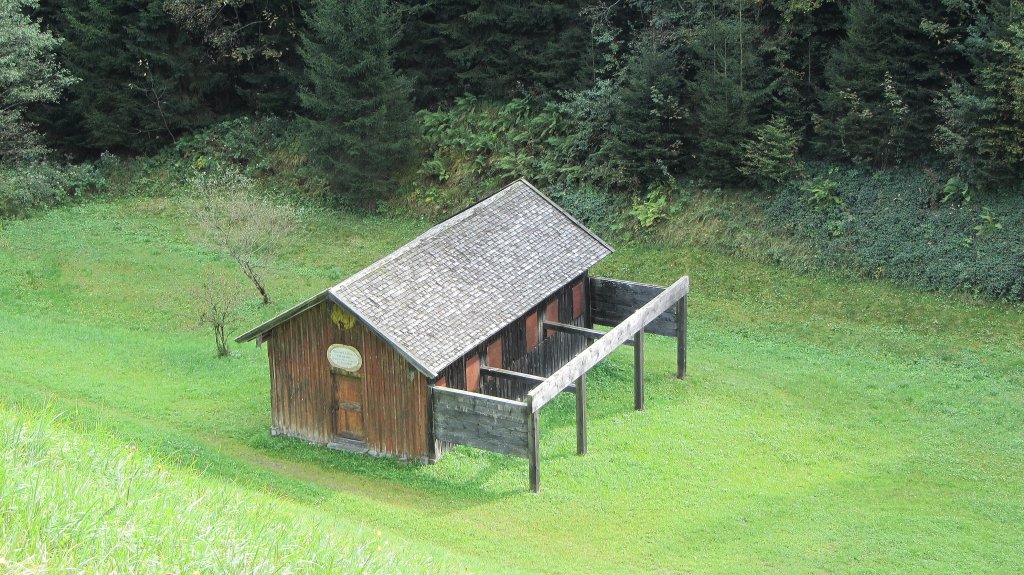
333;371;365;441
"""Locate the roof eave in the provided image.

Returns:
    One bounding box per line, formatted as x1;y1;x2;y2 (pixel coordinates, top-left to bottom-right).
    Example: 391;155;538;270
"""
326;292;439;379
234;291;329;343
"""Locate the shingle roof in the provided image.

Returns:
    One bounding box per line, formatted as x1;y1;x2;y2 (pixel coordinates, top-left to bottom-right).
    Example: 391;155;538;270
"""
237;179;612;377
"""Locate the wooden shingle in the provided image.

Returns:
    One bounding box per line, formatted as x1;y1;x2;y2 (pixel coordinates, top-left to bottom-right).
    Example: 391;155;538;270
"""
237;179;612;378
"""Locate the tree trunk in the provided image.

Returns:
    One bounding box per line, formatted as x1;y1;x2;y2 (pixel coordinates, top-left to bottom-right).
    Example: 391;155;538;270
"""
255;279;271;305
236;258;271;304
214;323;229;356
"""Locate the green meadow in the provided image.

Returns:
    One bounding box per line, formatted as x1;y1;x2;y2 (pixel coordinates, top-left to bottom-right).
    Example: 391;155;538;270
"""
1;196;1022;574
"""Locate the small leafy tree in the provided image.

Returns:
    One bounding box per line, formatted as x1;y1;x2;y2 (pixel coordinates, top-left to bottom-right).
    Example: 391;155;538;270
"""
192;269;242;357
0;0;75;162
190;170;299;305
739;116;805;190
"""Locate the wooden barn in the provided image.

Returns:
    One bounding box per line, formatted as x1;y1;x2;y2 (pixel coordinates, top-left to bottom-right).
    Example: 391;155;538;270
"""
236;179;690;491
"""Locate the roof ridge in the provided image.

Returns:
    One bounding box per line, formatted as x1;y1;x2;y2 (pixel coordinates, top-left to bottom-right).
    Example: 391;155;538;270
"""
237;179;613;378
331;180;523;292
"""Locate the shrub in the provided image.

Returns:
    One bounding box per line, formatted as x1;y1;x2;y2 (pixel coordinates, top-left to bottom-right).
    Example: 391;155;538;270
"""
768;166;1024;300
409;96;568;217
0;161;107;218
172;116;296;176
192;268;243;357
547;182;620;233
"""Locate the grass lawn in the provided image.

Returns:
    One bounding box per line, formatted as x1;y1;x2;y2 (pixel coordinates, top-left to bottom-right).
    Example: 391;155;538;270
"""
1;195;1022;574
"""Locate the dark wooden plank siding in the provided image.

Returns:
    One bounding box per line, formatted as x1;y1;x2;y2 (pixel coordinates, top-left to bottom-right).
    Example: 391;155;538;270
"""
267;272;595;463
432;387;530;457
475;274;589;401
266;301;430;461
590;276;678;337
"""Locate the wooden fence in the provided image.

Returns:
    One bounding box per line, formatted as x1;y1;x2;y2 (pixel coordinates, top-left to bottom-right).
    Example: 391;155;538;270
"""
431;386;530;458
430;275;690;493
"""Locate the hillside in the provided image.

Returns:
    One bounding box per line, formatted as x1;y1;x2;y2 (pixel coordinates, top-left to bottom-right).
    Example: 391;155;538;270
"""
2;195;1022;573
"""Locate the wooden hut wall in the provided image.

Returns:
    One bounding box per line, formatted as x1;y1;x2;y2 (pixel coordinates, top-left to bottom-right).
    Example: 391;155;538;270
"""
266;301;431;461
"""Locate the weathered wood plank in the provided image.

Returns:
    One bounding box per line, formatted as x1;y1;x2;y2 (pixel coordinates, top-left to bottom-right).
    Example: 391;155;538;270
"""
529;276;689;412
541;321;635;346
576;373;587;455
431;387;530;458
527;396;540;492
590;277;670;308
590;277;680;337
591;302;677;337
479;366;546;385
677;295;687;379
634;328;645;411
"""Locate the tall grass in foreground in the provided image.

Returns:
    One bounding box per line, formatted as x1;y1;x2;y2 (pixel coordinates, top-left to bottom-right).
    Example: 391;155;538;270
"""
0;404;447;574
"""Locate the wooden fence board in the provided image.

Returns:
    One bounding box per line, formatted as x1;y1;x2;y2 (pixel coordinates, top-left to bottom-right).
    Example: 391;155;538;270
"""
432;387;530;458
590;277;678;337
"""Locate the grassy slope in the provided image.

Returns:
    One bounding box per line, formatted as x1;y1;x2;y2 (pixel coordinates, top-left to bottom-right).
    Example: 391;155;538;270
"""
0;404;453;574
1;196;1022;574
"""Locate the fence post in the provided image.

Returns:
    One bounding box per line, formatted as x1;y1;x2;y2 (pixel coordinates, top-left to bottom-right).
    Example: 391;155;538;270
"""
576;374;587;455
677;295;687;379
527;396;540;492
634;327;645;411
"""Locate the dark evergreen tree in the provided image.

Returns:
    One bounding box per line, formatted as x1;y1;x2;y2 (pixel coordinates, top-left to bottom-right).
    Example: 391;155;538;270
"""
683;0;776;182
395;0;467;107
162;0;308;114
934;0;1024;191
817;0;956;166
32;0;226;153
442;0;592;99
298;0;418;206
596;43;688;189
761;0;847;138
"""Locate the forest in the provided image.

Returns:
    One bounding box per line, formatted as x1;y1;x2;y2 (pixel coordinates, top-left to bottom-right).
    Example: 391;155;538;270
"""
2;0;1024;299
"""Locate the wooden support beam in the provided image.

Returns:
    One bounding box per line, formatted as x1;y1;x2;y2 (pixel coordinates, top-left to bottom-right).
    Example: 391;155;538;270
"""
541;321;635;346
677;295;687;379
527;396;540;493
528;276;689;412
634;327;645;411
479;366;545;385
576;374;587;455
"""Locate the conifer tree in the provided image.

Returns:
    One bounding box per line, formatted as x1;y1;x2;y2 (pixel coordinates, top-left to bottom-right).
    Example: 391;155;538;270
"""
31;0;223;153
395;0;467;107
298;0;417;206
817;0;953;166
442;0;591;98
599;44;687;187
934;0;1024;190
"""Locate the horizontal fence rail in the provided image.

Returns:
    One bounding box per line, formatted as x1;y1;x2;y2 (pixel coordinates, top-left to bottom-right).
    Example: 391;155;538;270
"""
528;276;689;412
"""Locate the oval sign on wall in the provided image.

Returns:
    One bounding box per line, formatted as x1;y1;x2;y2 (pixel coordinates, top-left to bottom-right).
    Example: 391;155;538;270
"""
327;344;362;372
